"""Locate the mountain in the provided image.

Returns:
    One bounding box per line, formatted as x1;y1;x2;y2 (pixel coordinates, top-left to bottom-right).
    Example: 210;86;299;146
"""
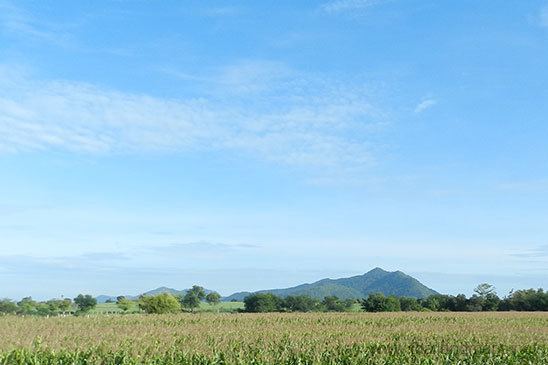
141;287;186;297
223;268;438;301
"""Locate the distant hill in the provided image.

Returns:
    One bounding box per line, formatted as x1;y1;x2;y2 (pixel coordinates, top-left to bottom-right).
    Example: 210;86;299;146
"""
223;268;438;301
96;287;211;303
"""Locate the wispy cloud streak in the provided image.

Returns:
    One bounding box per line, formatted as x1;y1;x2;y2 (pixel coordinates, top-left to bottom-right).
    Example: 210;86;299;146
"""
321;0;388;14
414;98;437;113
0;63;386;172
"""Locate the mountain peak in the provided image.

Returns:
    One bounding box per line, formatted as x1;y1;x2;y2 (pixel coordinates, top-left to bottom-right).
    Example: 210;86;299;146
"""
366;267;389;274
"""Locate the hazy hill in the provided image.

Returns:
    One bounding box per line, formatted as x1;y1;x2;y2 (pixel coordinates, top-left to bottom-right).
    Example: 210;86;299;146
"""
223;268;438;301
96;287;211;303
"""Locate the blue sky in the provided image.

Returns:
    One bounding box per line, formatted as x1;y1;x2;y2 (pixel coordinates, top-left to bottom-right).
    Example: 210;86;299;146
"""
0;0;547;299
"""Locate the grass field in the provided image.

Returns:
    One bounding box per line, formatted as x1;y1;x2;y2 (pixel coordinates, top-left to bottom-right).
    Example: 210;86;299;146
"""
0;312;546;364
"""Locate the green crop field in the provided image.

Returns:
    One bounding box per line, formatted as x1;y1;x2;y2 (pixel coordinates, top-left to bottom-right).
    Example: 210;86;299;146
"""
0;312;546;364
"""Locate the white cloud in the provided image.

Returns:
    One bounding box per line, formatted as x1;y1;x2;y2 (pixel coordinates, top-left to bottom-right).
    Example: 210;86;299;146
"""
0;63;385;171
321;0;387;13
414;98;437;113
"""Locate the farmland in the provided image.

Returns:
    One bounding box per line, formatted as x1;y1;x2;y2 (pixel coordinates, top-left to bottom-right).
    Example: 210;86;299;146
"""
0;312;546;364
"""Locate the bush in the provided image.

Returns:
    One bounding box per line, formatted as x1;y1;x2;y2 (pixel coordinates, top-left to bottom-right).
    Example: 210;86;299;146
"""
139;294;182;314
244;293;282;312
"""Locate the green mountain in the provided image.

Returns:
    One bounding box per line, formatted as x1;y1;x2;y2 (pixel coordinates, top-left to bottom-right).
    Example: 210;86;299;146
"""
223;268;438;301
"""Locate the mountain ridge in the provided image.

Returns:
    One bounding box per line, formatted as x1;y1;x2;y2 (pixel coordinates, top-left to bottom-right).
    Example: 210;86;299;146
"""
223;268;438;301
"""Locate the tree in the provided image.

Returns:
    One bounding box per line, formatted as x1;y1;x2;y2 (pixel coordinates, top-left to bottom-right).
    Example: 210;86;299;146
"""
181;291;201;312
205;292;221;306
45;299;72;316
474;283;496;297
117;297;133;313
503;289;548;311
189;285;206;300
0;299;18;315
283;295;320;312
244;293;282;312
181;285;207;312
399;297;421;311
58;298;73;315
74;294;97;313
361;293;401;312
420;296;440;311
17;297;38;315
139;293;181;314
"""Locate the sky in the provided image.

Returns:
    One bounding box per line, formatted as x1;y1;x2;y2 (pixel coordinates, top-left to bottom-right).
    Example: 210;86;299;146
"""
0;0;547;300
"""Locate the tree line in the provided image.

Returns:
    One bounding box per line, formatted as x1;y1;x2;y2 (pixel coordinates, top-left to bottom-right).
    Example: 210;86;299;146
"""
1;284;546;316
243;284;547;313
0;294;97;316
0;286;221;316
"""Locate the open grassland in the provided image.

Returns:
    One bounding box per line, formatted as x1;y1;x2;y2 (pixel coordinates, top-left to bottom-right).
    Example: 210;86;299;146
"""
0;312;546;364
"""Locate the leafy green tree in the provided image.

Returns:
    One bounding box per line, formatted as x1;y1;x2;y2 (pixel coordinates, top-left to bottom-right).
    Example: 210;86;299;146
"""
474;283;496;297
17;297;38;315
471;283;500;311
45;299;72;316
502;289;548;311
181;285;208;312
244;293;282;312
420;296;440;311
361;293;401;312
117;297;133;313
181;292;201;312
321;296;354;312
139;293;181;314
74;294;97;313
0;299;18;315
58;298;73;315
205;292;221;306
189;285;206;300
399;297;421;311
283;295;320;312
454;294;468;311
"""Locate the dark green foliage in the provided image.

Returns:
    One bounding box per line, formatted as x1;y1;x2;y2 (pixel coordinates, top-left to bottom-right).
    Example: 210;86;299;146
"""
17;297;38;315
244;293;282;312
283;295;320;312
399;297;422;311
181;285;206;312
0;299;18;315
205;292;221;305
500;289;548;311
361;293;401;312
74;294;97;313
139;293;181;314
358;284;548;313
321;296;354;312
